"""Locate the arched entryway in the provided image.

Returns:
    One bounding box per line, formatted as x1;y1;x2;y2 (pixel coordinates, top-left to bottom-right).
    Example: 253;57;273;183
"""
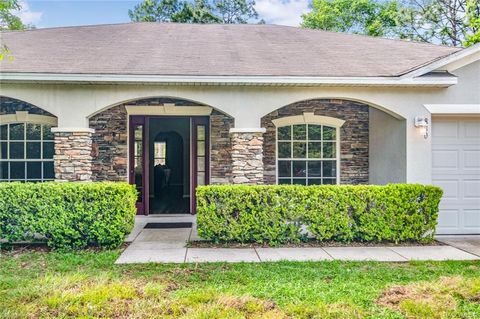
88;97;234;215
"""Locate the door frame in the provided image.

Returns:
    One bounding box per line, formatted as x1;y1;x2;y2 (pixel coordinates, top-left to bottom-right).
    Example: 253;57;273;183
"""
128;115;149;215
128;115;210;215
191;116;210;214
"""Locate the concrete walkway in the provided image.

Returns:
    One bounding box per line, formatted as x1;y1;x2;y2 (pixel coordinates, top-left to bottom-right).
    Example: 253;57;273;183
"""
116;216;480;264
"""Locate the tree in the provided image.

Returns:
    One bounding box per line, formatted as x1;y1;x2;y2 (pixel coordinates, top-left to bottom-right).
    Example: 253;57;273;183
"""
213;0;258;24
129;0;259;24
464;0;480;46
0;0;28;30
396;0;480;47
301;0;400;37
301;0;480;47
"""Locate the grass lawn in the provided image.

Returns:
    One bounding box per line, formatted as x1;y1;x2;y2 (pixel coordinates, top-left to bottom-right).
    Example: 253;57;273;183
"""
1;249;479;318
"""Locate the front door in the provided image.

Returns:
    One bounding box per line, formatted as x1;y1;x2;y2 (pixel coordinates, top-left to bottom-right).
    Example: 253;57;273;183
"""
129;115;209;215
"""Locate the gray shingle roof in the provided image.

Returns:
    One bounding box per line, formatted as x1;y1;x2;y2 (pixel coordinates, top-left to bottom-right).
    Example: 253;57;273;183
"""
0;22;460;77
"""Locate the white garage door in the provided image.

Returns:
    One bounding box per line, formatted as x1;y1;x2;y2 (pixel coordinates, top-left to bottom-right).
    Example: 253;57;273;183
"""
432;117;480;234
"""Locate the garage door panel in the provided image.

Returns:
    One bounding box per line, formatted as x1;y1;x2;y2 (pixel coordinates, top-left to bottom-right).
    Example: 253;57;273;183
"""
464;150;480;169
464;210;480;231
432;179;458;199
432;121;458;139
433;118;480;235
437;209;460;229
432;150;459;169
464;180;480;199
464;121;480;138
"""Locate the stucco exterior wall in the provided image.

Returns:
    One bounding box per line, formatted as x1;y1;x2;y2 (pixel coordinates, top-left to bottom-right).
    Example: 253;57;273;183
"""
369;108;407;184
1;58;479;185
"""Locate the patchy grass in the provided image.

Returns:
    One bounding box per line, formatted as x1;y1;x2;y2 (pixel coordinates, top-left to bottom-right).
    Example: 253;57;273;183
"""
1;249;479;318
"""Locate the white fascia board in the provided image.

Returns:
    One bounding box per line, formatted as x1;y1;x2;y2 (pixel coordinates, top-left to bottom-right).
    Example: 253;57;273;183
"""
401;43;480;79
0;73;457;87
425;104;480;114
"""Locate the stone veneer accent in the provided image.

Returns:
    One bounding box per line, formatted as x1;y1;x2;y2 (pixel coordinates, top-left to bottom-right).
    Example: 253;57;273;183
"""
261;99;369;185
89;99;235;184
0;96;55;117
210;110;234;184
230;132;264;184
54;131;93;181
89;104;128;181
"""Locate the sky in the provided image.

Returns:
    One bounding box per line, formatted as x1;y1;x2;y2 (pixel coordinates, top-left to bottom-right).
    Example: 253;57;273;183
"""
14;0;311;29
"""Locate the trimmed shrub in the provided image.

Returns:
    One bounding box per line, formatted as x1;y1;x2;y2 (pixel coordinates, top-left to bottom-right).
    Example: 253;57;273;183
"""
0;182;137;249
196;184;443;245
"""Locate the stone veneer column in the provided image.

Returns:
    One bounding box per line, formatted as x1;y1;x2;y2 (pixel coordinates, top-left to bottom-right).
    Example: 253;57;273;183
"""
52;128;94;181
230;128;266;184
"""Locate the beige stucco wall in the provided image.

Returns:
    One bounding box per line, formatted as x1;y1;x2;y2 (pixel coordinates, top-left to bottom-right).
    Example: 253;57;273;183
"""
369;108;406;184
1;60;478;185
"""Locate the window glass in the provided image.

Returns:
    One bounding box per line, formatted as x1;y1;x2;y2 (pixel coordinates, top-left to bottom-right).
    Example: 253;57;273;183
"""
276;123;339;185
27;162;42;179
292;142;306;158
292;124;306;140
308;125;322;140
277;126;291;140
9;124;24;140
292;161;306;177
323;142;336;158
323;126;336;140
0;123;55;182
43;142;54;159
26;124;41;140
154;141;166;166
26;142;41;159
278;160;291;177
277;142;291;158
10;142;24;159
10;162;25;179
0;125;7;140
42;125;54;140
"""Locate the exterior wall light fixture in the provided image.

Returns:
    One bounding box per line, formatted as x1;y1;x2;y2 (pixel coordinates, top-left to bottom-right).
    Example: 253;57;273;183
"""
414;116;429;139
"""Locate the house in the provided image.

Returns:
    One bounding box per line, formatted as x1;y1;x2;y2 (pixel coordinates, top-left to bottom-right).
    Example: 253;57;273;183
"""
0;23;479;234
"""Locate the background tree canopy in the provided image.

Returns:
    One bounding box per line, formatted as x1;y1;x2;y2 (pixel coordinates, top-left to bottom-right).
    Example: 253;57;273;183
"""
129;0;260;24
0;0;28;30
301;0;480;47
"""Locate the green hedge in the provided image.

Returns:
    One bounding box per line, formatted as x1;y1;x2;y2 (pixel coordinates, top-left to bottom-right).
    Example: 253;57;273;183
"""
196;184;443;244
0;182;137;249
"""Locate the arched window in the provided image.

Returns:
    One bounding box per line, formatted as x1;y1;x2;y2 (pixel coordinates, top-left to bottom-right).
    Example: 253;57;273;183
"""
0;112;57;182
274;113;344;185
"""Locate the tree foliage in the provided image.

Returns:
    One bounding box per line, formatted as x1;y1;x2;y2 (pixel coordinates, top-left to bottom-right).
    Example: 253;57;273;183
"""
397;0;480;47
129;0;258;24
302;0;399;37
301;0;480;47
0;0;28;30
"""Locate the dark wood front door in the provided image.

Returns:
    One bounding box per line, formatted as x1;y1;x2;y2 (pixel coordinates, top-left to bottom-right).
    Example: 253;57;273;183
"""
129;115;209;215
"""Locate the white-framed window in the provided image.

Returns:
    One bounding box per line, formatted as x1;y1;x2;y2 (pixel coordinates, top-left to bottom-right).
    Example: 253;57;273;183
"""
0;115;56;182
274;113;344;185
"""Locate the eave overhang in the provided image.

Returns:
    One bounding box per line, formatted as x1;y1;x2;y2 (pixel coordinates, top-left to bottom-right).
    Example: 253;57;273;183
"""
0;73;458;87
